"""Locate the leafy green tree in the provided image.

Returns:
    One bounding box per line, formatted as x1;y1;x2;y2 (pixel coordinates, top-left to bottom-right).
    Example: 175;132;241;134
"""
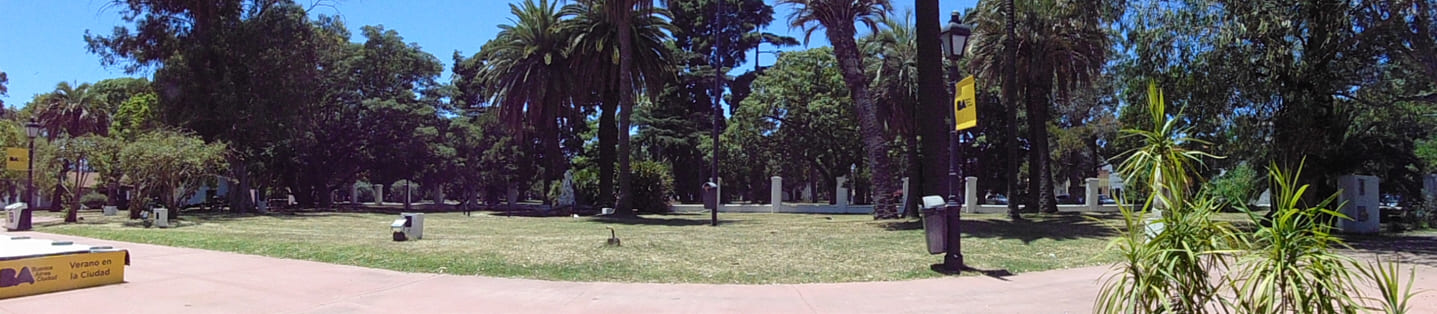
638;0;794;204
54;136;106;222
780;0;903;219
109;92;158;141
89;77;151;116
119;130;228;219
0;68;7;108
87;0;329;212
729;48;863;205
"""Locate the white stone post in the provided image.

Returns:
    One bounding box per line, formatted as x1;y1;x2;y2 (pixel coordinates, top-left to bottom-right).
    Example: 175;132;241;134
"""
771;176;783;213
352;184;360;204
375;185;385;205
964;177;978;213
901;177;910;215
835;176;849;207
1086;178;1100;211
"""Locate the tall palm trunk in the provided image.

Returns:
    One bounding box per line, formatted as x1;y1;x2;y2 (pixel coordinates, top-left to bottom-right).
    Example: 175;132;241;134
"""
915;0;944;218
613;11;638;217
598;93;618;209
1003;0;1022;218
1025;76;1058;213
828;25;900;219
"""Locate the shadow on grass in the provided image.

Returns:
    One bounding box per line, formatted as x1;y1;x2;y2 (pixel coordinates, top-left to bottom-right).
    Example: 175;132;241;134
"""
879;213;1117;244
591;214;744;226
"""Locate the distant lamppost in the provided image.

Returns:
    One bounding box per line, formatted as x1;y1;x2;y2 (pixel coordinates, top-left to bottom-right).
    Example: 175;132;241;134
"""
938;10;973;271
17;119;41;231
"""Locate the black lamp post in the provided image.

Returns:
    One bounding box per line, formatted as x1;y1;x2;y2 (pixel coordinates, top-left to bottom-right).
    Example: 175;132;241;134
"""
938;10;973;271
17;119;41;231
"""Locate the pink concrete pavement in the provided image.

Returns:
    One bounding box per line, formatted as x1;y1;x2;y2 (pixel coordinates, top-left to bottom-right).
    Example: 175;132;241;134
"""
5;231;1437;313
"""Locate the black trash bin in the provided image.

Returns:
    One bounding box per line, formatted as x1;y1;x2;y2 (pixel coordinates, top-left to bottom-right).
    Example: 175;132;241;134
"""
921;196;948;254
702;182;719;210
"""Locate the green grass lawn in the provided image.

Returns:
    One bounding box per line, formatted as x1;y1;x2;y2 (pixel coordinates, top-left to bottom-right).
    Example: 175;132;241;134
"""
36;210;1121;284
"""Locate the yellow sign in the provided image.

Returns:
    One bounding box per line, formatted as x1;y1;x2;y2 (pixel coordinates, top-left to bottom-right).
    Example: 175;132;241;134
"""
5;148;28;171
954;76;978;130
0;250;128;299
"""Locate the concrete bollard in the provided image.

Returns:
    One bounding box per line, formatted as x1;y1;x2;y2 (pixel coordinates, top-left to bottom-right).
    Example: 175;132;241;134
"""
375;185;385;205
964;177;978;213
1086;178;1100;211
836;176;849;207
771;176;783;213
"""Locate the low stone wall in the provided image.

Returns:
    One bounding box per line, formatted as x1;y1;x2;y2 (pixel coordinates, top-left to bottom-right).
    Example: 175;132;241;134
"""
673;203;1127;215
671;203;873;214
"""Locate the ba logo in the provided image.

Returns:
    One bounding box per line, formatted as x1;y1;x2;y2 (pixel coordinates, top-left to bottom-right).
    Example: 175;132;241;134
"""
0;267;35;287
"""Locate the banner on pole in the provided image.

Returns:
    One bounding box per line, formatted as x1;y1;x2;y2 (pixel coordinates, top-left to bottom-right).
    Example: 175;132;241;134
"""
954;76;977;131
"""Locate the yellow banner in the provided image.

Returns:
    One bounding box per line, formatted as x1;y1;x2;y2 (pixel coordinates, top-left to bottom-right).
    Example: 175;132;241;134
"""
5;148;27;171
954;76;978;130
0;250;128;299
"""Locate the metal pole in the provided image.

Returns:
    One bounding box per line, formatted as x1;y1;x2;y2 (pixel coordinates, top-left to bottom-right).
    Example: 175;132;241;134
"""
19;137;35;230
710;0;724;227
944;66;964;271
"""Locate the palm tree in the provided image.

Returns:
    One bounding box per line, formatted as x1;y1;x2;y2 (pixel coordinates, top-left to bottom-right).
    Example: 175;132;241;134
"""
862;8;920;216
968;0;1109;213
477;0;576;200
781;0;902;219
566;0;674;216
35;81;110;222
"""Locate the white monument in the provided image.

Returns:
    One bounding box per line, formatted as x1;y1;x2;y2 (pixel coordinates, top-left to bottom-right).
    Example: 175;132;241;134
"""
558;170;576;207
1337;175;1380;234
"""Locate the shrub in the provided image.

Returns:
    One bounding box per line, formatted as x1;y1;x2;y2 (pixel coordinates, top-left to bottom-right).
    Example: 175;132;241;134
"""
631;160;675;214
81;192;109;209
572;168;605;208
354;182;374;203
1206;162;1261;210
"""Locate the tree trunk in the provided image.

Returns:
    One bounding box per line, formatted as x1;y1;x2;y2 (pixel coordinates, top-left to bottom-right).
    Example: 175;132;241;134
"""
66;170;86;223
613;11;637;217
915;0;946;217
826;25;899;219
1026;79;1058;213
318;185;333;209
229;161;254;213
1004;0;1022;219
49;160;70;212
598;94;618;209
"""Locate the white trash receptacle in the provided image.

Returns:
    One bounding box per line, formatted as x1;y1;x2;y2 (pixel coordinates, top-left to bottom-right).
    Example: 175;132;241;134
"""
153;207;170;228
400;212;424;240
4;203;23;230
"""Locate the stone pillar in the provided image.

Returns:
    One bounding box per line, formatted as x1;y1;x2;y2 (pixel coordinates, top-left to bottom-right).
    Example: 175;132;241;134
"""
964;177;978;213
771;176;783;213
507;186;520;207
432;184;445;205
1086;178;1100;211
352;184;360;204
901;177;910;215
374;185;385;205
835;176;849;207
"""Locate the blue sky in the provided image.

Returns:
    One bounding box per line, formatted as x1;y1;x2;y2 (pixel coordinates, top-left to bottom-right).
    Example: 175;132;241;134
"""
0;0;978;108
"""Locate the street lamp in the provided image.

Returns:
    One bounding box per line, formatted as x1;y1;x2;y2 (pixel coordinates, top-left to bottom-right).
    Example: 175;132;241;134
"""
17;119;40;231
939;10;973;271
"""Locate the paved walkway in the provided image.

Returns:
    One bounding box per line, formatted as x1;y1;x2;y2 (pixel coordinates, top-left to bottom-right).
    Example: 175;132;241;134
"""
5;231;1437;313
